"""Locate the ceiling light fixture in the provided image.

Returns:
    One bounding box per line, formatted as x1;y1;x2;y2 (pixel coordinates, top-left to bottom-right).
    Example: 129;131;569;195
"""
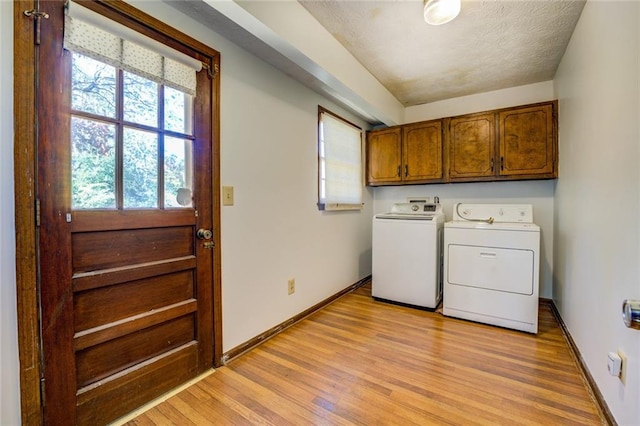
423;0;461;25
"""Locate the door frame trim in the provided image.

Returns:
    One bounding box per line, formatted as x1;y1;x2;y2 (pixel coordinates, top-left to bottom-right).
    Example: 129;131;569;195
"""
13;1;223;423
13;1;42;423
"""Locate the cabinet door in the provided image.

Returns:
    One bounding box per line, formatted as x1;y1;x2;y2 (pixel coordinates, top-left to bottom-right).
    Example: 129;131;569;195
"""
367;128;402;184
499;104;555;177
402;120;443;182
448;113;496;180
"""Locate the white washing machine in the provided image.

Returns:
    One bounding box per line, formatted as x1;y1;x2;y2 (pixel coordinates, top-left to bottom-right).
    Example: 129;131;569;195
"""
372;202;445;310
443;203;540;333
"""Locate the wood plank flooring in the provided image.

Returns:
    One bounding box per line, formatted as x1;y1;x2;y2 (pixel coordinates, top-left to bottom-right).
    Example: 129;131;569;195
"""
125;284;606;425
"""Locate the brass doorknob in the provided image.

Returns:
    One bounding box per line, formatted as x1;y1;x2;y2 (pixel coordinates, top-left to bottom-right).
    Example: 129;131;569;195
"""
196;229;213;240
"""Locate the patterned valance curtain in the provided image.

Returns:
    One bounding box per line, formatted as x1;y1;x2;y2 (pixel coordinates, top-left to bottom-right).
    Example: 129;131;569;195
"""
64;1;201;96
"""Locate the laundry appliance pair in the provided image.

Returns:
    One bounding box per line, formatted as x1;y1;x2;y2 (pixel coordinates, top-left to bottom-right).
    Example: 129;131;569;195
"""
372;202;540;333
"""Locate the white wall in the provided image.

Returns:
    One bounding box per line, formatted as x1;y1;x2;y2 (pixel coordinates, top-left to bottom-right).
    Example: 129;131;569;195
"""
130;1;374;352
405;81;555;123
377;82;557;298
225;0;405;126
1;1;21;424
553;2;640;424
216;37;374;351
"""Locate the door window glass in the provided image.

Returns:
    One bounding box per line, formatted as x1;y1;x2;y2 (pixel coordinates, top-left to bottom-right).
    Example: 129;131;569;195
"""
165;136;193;208
165;86;193;134
123;127;158;209
123;71;158;127
71;116;116;209
71;53;116;118
70;52;194;210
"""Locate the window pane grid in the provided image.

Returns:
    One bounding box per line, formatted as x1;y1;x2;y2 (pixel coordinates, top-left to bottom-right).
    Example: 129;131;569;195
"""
71;52;194;211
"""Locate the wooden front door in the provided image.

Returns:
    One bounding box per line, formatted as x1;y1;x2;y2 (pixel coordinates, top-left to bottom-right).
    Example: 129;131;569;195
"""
32;1;221;424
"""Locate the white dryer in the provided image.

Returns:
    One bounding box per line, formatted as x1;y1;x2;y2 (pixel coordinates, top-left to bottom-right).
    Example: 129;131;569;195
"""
443;203;540;333
372;202;445;310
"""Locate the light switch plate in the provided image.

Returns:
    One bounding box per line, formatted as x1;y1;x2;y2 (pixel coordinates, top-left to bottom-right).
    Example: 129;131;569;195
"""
222;186;234;206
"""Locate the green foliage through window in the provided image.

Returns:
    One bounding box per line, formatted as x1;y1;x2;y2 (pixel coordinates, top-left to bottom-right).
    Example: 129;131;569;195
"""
71;52;194;210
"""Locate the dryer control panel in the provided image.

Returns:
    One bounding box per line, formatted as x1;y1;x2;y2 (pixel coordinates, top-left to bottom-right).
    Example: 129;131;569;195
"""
453;204;533;223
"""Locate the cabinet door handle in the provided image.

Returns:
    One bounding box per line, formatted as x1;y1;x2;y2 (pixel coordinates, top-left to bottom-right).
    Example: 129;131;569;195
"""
405;165;409;177
490;158;494;171
397;165;401;177
501;156;504;171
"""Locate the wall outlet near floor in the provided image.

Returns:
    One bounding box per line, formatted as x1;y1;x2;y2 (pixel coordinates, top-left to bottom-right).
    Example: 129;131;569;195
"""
618;349;628;384
288;278;295;295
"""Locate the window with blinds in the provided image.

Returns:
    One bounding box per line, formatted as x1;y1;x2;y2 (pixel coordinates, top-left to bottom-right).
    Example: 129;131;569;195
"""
318;108;363;211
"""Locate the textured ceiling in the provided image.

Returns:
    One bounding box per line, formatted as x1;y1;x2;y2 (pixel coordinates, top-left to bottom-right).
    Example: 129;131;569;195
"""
164;0;585;123
299;0;586;106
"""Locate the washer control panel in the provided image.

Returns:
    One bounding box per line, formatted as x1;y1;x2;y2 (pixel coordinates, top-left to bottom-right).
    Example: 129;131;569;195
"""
390;202;443;215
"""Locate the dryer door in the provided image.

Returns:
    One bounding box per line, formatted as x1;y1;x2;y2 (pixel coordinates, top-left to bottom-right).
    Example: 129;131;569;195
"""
447;244;534;295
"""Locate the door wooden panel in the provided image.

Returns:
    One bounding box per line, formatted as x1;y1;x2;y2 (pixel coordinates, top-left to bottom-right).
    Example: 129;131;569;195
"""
448;113;496;180
71;226;194;272
75;315;195;387
402;120;443;182
35;1;220;424
75;343;199;425
73;270;195;331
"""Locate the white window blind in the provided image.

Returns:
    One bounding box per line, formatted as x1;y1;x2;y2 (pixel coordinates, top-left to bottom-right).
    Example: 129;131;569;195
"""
318;110;363;211
64;1;201;96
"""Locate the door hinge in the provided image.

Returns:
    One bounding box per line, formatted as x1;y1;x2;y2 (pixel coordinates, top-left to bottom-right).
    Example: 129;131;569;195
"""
23;8;50;45
35;199;41;227
40;377;45;407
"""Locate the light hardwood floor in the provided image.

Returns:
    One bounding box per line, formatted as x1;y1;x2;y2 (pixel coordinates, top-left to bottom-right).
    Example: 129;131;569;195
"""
126;284;606;425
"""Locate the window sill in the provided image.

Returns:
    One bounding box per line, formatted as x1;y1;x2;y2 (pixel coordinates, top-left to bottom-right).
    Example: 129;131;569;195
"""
317;203;363;212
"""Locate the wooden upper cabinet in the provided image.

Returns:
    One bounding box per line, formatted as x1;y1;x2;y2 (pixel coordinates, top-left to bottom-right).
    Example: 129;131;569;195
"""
367;120;443;185
499;103;556;178
448;113;496;180
367;127;402;184
402;120;443;182
365;100;557;186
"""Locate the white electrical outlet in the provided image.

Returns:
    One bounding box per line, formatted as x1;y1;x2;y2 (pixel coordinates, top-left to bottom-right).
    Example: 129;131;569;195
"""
288;278;295;295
